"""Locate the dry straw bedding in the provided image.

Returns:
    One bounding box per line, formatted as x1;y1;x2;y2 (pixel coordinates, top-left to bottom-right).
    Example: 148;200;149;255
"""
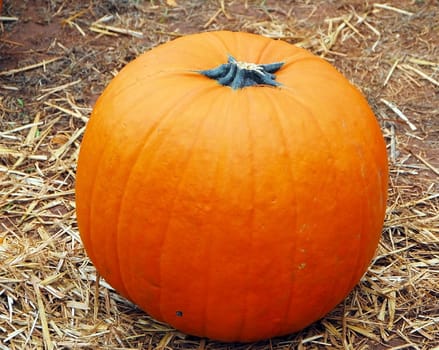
0;1;438;349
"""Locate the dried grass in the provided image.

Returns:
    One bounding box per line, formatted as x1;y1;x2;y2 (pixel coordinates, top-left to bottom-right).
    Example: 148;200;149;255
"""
1;0;438;349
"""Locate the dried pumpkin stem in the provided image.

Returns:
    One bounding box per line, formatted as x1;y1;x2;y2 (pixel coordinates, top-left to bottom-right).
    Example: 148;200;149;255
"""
200;55;283;89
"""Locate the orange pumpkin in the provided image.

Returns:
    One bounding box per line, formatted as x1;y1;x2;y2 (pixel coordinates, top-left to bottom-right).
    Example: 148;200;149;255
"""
75;31;388;342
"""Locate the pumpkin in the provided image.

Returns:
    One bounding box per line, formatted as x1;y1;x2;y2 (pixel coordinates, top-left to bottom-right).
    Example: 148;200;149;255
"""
75;31;388;342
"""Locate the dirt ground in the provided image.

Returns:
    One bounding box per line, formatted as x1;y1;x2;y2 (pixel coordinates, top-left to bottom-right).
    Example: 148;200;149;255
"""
0;0;438;349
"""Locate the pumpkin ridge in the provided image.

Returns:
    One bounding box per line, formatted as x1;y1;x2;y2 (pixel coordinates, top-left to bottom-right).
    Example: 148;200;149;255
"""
207;31;236;59
275;88;358;321
344;122;387;295
259;88;300;334
324;142;375;319
154;89;227;326
113;86;217;309
311;115;361;321
320;90;384;313
235;89;256;340
83;78;203;266
255;33;282;64
180;89;233;338
281;55;328;69
277;56;341;87
77;126;110;266
110;102;189;303
346;149;368;293
156;118;205;323
200;90;238;339
110;66;221;99
279;87;335;154
78;88;142;266
309;100;348;320
79;97;144;295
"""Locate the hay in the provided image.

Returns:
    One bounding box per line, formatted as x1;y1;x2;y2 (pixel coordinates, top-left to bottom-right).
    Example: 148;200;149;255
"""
0;0;437;349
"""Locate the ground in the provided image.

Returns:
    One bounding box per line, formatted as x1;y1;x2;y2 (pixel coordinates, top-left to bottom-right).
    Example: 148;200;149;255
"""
0;0;438;349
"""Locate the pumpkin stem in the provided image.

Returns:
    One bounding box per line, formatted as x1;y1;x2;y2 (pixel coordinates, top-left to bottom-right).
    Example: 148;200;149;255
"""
199;55;283;90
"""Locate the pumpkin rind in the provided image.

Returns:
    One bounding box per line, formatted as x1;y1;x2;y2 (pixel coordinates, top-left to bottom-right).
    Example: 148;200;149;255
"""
75;31;388;342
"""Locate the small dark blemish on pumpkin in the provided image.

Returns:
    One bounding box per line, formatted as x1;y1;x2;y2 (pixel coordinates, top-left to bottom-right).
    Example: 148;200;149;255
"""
176;310;183;317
